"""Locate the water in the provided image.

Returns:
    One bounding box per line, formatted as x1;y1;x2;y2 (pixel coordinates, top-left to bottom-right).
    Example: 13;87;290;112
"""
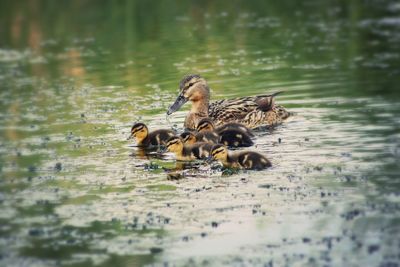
1;1;400;266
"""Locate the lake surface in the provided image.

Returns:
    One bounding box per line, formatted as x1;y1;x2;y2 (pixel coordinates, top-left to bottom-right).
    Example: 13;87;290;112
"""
1;1;400;266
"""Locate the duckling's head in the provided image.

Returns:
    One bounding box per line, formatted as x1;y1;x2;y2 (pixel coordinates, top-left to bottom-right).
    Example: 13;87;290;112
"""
128;123;148;144
165;136;184;154
211;144;228;162
196;118;215;132
180;131;197;145
167;74;209;115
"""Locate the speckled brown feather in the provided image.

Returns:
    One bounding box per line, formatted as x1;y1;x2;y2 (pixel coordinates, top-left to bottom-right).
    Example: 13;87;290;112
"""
207;95;289;129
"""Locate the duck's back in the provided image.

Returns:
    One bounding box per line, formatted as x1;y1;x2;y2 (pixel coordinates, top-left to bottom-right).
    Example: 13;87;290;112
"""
209;97;259;122
237;151;272;170
208;94;289;129
219;129;254;147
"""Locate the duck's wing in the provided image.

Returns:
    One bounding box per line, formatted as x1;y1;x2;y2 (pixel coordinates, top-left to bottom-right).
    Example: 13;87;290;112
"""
253;91;283;111
209;97;257;122
209;93;282;123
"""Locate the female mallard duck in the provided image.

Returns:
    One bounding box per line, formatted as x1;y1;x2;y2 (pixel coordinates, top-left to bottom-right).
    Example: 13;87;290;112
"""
196;118;254;147
127;123;175;147
166;74;290;130
210;144;271;170
165;136;214;161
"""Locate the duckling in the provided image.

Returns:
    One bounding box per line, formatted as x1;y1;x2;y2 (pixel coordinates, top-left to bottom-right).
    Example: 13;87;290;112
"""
197;118;252;135
215;122;254;138
180;131;197;145
165;136;214;161
127;122;175;147
197;118;254;147
210;144;271;170
180;128;220;145
167;74;290;130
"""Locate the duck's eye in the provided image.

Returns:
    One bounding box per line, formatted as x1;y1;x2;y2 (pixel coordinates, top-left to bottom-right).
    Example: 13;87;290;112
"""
188;83;194;87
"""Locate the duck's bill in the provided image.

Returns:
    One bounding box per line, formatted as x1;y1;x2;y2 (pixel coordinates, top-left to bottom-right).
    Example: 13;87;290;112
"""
167;94;188;115
127;134;133;140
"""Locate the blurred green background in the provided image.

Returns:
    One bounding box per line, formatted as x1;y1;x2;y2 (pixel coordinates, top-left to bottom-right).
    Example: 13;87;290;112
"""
0;0;399;266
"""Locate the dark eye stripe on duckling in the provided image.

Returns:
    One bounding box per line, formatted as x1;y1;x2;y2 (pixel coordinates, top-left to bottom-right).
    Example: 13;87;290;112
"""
132;125;144;133
180;132;193;140
197;122;211;132
167;140;180;147
212;148;225;156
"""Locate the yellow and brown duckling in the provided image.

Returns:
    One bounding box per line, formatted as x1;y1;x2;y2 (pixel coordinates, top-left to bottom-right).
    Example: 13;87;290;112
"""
167;74;290;130
196;118;254;147
165;136;214;161
179;127;220;145
214;122;254;138
180;131;198;145
127;122;175;147
210;144;271;170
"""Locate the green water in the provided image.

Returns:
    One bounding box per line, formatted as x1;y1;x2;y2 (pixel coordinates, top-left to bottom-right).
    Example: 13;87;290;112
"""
1;1;400;266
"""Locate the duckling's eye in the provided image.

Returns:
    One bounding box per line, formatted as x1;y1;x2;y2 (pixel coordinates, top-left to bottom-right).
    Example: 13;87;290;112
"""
188;83;194;87
167;140;179;147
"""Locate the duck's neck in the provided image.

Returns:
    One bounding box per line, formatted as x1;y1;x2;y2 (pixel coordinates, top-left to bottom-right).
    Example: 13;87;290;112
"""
191;99;209;117
185;85;210;130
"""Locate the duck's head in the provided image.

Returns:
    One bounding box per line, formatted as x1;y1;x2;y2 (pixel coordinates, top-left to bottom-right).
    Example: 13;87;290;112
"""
196;118;215;132
180;131;197;145
165;136;184;154
167;74;209;115
211;144;228;162
128;123;148;143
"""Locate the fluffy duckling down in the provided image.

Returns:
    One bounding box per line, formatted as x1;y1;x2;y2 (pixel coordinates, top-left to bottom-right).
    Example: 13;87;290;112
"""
179;130;219;145
210;144;271;170
128;122;175;147
215;122;255;138
165;136;213;161
196;118;254;147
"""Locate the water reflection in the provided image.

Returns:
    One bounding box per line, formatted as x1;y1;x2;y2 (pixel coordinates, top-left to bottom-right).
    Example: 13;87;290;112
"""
0;0;399;266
